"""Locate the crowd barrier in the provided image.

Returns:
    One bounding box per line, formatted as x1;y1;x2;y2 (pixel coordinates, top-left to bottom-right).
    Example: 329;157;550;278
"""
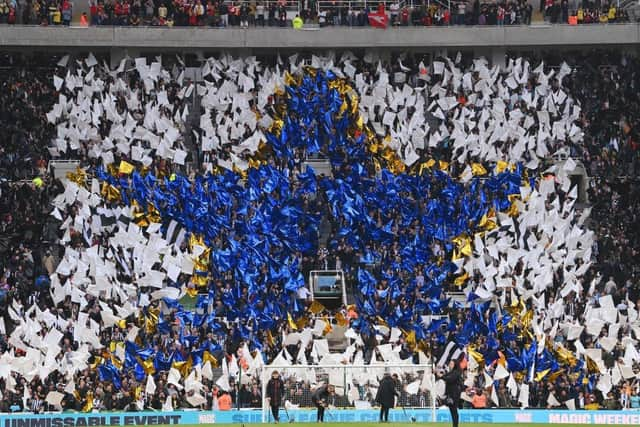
3;408;640;426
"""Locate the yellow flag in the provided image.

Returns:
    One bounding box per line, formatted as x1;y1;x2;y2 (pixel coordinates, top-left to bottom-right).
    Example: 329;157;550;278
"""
147;203;161;223
323;316;333;335
535;369;551;382
144;307;159;334
284;71;296;86
89;356;103;370
405;330;416;349
101;183;121;202
467;347;485;364
192;274;209;287
82;391;94;413
189;233;205;249
203;351;218;368
304;66;317;78
111;355;123;370
65;167;87;187
547;369;564;383
173;358;193;377
389;158;406;175
495;160;509;174
497;351;506;367
138;357;156;375
438;160;449;171
381;146;394;161
452;234;472;260
118;160;135;175
106;163;119;177
287;313;298;331
296;315;308;330
269;118;283;136
369;141;380;154
266;330;276;346
555;345;577;367
460;239;472;257
375;316;389;328
339;99;348;116
248;158;263;170
507;201;520;217
133;203;150;227
471;163;488;176
454;272;469;287
521;309;533;329
586;355;600;374
478;211;497;231
351;96;359;115
373;159;382;175
334;312;349;327
309;300;326;315
520;327;534;342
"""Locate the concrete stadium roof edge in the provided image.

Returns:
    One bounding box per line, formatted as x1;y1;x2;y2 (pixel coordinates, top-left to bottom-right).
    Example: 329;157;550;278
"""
0;24;638;50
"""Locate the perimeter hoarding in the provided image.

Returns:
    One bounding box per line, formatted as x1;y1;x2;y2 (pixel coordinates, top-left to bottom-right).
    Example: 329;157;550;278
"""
2;408;640;426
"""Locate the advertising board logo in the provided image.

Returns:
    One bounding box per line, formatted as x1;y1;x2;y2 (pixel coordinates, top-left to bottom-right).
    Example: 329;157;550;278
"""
197;414;215;424
515;412;532;423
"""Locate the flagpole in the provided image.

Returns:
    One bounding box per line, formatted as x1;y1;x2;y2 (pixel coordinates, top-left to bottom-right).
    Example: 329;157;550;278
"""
238;363;242;411
430;333;436;423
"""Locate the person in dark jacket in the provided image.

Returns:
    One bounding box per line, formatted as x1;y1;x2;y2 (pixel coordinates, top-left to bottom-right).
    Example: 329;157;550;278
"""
266;370;285;423
376;371;400;422
311;383;335;422
439;359;464;427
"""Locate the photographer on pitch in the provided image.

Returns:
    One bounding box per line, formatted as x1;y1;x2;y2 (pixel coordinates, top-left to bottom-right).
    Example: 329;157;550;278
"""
438;358;464;427
311;383;335;423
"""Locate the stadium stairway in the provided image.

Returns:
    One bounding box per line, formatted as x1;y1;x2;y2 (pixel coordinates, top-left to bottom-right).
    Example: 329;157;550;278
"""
183;90;201;164
532;9;544;22
318;215;332;248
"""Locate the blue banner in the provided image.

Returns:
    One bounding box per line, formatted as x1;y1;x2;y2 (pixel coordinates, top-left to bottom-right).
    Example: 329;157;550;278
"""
3;409;640;426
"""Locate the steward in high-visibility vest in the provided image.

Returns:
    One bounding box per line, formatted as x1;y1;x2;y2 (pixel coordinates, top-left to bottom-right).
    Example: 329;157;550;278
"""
292;14;303;28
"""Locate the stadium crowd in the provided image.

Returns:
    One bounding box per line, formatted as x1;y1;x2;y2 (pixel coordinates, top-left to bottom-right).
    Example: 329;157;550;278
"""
4;0;633;27
0;49;639;415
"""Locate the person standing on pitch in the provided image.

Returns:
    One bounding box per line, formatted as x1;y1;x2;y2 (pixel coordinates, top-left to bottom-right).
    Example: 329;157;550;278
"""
439;358;464;427
311;383;335;422
376;371;400;422
266;370;285;423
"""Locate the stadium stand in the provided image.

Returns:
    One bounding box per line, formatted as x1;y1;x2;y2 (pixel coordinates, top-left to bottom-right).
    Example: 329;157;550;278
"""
0;49;638;416
4;0;636;27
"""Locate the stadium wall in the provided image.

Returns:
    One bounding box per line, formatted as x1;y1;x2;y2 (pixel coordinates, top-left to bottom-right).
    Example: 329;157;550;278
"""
3;409;640;426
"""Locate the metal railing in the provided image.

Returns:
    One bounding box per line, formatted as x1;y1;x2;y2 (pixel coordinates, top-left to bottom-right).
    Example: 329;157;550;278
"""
315;0;453;17
316;0;406;11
